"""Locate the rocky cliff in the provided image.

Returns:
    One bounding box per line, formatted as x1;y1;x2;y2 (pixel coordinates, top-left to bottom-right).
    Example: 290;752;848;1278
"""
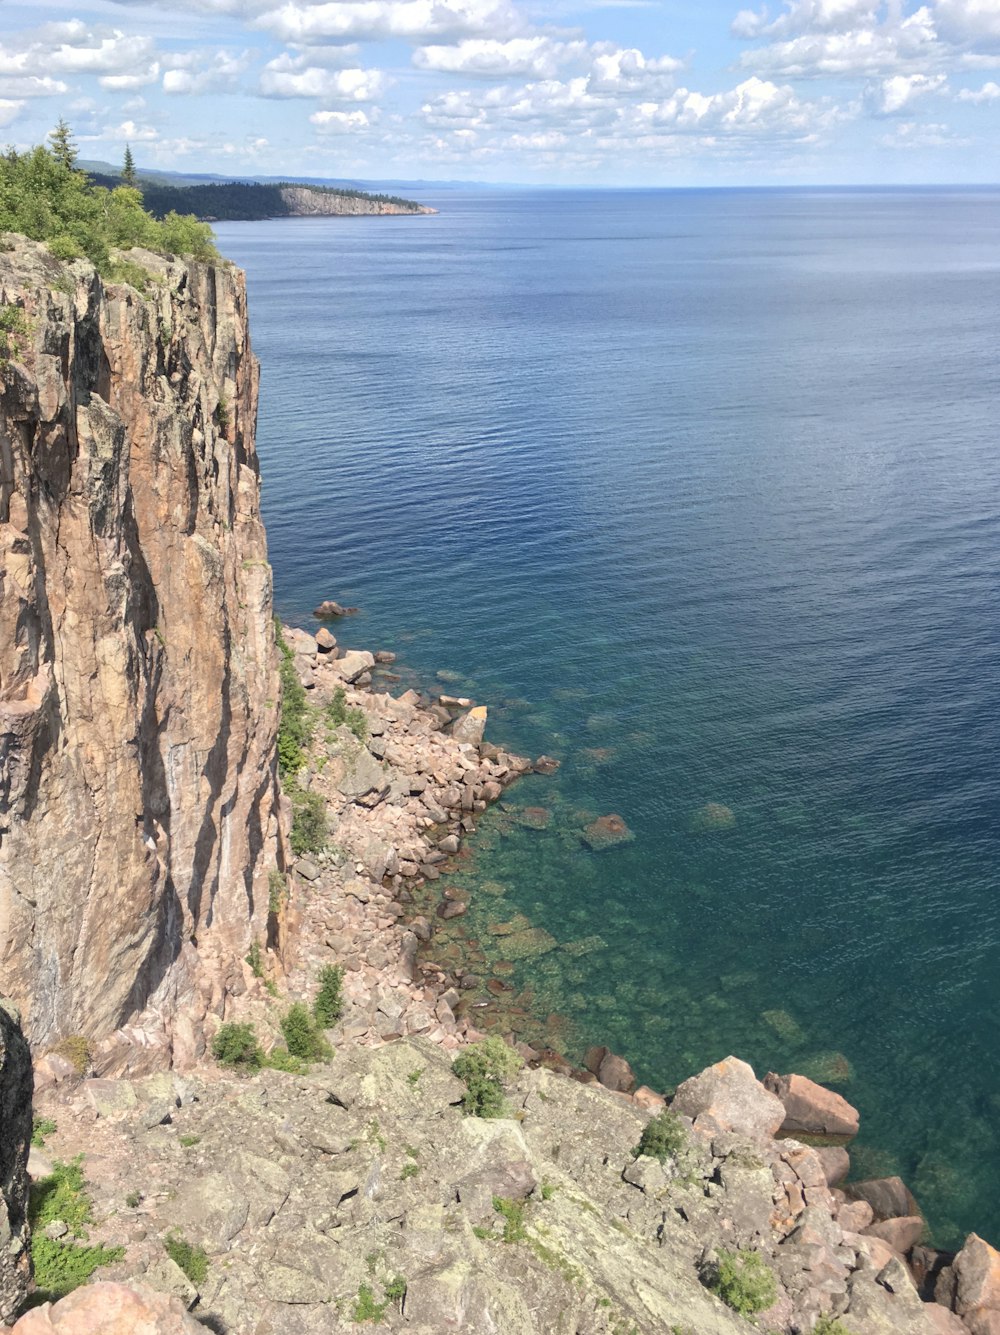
0;237;281;1069
0;1001;30;1323
277;186;435;217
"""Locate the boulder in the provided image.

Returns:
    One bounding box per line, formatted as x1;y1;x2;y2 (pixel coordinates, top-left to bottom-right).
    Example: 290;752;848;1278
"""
815;1145;851;1187
452;707;487;745
845;1176;922;1223
953;1234;1000;1320
580;813;633;850
6;1281;205;1332
763;1071;860;1140
314;627;337;652
671;1056;784;1142
0;1001;32;1324
333;650;375;684
923;1306;970;1335
864;1216;924;1254
596;1052;636;1094
532;755;560;774
314;599;357;618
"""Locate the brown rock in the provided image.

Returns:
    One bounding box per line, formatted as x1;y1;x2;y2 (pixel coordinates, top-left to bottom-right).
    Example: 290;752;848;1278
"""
451;706;488;745
314;627;337;652
864;1216;924;1254
837;1199;874;1232
763;1071;860;1140
815;1145;851;1187
671;1056;785;1142
436;900;467;920
845;1176;922;1223
532;755;560;774
580;813;633;850
923;1307;972;1335
314;599;357;618
8;1281;205;1332
597;1052;636;1094
633;1086;667;1113
374;650;396;663
0;239;281;1063
954;1233;1000;1318
968;1313;1000;1335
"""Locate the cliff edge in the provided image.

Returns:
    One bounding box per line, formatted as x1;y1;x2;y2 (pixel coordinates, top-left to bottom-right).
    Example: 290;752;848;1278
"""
0;236;281;1069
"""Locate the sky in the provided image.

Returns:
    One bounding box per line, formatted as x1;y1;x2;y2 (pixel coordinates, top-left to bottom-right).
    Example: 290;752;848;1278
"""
1;0;999;185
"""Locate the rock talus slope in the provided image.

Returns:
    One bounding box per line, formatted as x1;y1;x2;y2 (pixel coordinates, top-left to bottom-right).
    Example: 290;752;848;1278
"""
0;237;281;1068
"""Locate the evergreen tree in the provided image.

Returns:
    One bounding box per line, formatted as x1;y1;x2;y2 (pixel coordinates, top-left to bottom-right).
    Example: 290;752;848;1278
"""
49;119;77;169
122;144;136;187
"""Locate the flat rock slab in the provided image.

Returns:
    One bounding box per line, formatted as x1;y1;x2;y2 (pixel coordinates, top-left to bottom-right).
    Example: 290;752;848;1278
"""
764;1071;860;1140
672;1056;785;1142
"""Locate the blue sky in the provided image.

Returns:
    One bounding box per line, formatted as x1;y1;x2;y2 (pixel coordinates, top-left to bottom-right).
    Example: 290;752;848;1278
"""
1;0;999;184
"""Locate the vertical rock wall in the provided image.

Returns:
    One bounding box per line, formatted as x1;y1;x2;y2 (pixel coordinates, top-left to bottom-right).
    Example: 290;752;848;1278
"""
0;238;281;1068
0;999;30;1322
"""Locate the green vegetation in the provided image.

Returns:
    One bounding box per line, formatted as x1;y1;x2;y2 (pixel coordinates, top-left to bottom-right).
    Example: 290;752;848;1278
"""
281;1002;331;1061
0;304;29;373
493;1196;528;1243
246;939;265;978
813;1317;852;1335
407;1068;423;1087
211;1021;263;1071
632;1108;686;1163
268;869;287;915
540;1182;556;1201
31;1116;57;1148
290;788;326;856
275;620;312;777
326;687;368;741
262;1046;307;1074
350;1282;392;1323
314;963;346;1028
29;1158;124;1302
179;1134;201;1148
49;1034;91;1074
164;1231;209;1285
705;1248;778;1317
452;1037;523;1118
121;144;137;189
125;1191;142;1209
0;131;217;277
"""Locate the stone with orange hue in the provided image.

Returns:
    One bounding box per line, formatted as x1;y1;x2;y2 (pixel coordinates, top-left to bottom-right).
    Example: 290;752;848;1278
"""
580;813;633;850
954;1234;1000;1320
633;1085;667;1113
864;1216;924;1254
763;1071;860;1140
6;1281;204;1333
671;1056;785;1142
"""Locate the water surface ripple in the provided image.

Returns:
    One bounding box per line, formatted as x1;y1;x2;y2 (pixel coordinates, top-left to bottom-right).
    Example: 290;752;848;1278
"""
216;188;1000;1245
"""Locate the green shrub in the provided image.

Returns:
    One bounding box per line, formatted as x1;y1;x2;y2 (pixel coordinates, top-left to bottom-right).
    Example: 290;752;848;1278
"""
0;138;217;276
493;1196;528;1243
179;1135;200;1148
384;1276;406;1303
268;869;287;914
290;788;326;856
350;1283;388;1323
281;1002;331;1061
125;1191;142;1209
326;687;368;741
275;622;312;777
48;1034;90;1075
164;1231;209;1285
705;1248;777;1317
813;1318;852;1335
31;1116;57;1148
632;1108;686;1162
452;1037;523;1119
0;304;29;372
314;964;345;1027
263;1046;307;1074
210;1021;262;1070
246;940;264;978
29;1158;124;1301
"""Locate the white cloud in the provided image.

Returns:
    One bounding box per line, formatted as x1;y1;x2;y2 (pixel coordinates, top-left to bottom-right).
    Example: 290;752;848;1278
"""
0;22;161;95
162;50;252;94
737;7;940;77
260;64;386;97
0;75;68;97
264;44;361;70
256;0;521;44
866;69;947;111
732;0;882;40
310;107;372;129
109;118;159;140
588;46;683;92
955;76;1000;96
933;0;1000;44
879;116;970;144
0;98;24;127
414;36;588;79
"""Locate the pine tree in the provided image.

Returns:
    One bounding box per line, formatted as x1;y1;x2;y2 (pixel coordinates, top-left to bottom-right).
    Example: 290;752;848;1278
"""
49;119;77;169
122;144;136;187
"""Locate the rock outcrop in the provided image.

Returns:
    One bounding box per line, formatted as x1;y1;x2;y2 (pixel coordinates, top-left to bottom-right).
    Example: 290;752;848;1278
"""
0;1281;205;1333
0;237;281;1068
277;186;435;217
0;1001;31;1322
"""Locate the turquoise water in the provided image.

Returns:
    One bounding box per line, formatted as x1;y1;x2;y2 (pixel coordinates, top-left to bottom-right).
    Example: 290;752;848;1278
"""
215;189;1000;1246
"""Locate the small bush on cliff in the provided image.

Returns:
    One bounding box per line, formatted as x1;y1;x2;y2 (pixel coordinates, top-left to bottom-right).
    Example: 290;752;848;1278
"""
29;1158;124;1301
290;788;327;856
164;1231;209;1285
453;1037;523;1118
327;687;368;741
0;303;29;372
211;1021;263;1070
281;1002;331;1061
632;1108;686;1163
275;621;313;777
31;1116;57;1147
813;1318;853;1335
0;134;217;275
704;1248;777;1317
314;964;346;1027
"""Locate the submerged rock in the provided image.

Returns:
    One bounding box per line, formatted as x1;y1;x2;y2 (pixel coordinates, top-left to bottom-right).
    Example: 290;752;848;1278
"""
314;599;358;618
580;813;633;850
691;802;736;831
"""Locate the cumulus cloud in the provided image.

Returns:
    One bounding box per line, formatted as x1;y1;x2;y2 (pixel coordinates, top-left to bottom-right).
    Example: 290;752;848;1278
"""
933;0;1000;45
0;98;24;127
0;75;68;97
878;116;970;144
866;69;947;110
162;49;252;94
737;7;940;77
955;76;1000;96
310;106;372;129
260;63;386;97
0;22;161;95
732;0;882;40
256;0;521;44
414;36;588;79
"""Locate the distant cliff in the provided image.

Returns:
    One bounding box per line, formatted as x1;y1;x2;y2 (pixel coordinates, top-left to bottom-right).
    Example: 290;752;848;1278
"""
0;236;282;1069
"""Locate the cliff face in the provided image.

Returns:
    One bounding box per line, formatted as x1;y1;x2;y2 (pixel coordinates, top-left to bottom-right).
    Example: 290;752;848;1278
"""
0;1000;31;1323
277;185;435;217
0;237;281;1069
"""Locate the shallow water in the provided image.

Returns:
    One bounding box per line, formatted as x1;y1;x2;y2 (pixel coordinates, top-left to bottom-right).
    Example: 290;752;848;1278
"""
216;187;1000;1246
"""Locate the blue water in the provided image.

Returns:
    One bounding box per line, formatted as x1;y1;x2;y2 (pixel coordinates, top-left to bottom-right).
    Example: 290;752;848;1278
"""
215;189;1000;1247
